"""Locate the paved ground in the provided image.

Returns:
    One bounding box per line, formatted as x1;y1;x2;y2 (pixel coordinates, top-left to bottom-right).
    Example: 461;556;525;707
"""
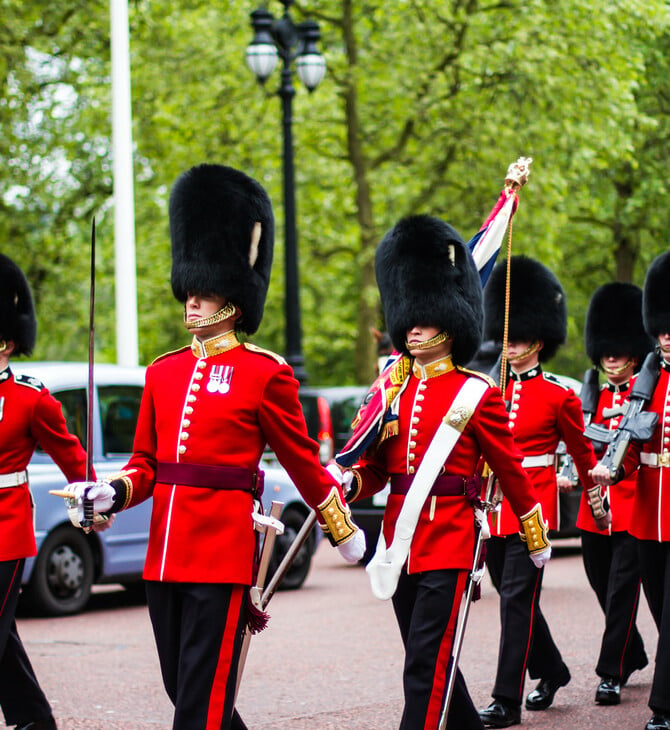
4;540;659;729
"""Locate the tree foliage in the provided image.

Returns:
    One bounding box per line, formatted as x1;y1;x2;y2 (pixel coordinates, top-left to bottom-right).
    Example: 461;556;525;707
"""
0;0;668;384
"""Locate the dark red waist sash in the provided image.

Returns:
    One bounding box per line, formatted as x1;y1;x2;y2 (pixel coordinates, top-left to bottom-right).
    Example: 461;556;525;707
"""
156;462;264;496
390;473;481;500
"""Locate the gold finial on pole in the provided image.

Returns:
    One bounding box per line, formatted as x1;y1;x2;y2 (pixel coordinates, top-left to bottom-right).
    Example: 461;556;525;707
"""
504;156;533;191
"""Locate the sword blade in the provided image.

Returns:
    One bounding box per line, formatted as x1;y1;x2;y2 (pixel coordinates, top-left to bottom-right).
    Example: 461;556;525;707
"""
439;524;487;729
83;217;96;528
261;510;317;611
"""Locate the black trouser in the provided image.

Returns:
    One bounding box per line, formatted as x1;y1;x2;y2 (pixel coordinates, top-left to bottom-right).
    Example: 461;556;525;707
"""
581;529;647;682
392;567;484;730
637;540;670;715
145;581;249;730
486;534;568;705
0;559;53;726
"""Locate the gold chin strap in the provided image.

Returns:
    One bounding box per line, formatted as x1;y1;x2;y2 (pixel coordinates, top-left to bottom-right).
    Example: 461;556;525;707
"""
508;340;541;363
405;331;449;351
660;342;670;354
184;300;237;330
0;341;6;353
600;357;633;377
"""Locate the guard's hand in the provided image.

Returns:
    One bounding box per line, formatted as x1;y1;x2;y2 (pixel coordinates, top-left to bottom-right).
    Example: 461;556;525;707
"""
556;475;574;493
92;513;116;532
336;528;366;563
326;462;354;496
590;463;613;486
62;480;116;526
593;512;612;531
530;546;552;569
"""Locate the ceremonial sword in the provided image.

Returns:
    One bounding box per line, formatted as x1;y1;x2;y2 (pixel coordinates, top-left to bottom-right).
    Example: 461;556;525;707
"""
52;219;98;527
81;217;96;529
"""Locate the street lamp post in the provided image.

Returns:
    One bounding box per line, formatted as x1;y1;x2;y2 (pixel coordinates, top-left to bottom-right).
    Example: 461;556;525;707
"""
246;1;326;384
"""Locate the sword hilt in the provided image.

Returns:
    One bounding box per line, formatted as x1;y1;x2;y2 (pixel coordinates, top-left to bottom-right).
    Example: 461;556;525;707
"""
81;486;94;529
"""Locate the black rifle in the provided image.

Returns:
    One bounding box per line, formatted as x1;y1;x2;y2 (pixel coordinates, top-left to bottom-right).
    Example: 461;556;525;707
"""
559;367;600;486
584;350;661;480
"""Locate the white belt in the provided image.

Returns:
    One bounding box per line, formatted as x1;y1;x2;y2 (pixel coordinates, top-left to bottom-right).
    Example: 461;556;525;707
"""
522;453;555;469
0;471;28;488
640;452;670;468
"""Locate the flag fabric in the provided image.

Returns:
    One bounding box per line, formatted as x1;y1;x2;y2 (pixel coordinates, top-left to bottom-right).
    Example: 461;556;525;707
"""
467;189;519;287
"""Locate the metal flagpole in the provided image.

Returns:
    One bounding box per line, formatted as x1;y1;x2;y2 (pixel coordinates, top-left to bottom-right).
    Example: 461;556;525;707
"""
439;158;532;727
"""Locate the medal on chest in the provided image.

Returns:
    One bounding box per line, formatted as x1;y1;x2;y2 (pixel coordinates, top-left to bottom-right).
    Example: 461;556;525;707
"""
207;365;233;394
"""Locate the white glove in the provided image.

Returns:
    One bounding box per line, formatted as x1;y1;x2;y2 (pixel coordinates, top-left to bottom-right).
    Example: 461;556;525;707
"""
64;481;116;525
336;528;367;563
326;463;354;496
530;546;552;569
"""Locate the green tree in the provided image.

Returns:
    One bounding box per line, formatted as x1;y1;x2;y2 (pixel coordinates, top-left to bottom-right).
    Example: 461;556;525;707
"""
1;0;668;385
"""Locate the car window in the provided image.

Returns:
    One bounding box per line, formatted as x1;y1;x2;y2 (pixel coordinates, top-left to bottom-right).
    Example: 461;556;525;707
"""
99;385;143;455
331;396;364;451
36;387;88;452
298;394;320;443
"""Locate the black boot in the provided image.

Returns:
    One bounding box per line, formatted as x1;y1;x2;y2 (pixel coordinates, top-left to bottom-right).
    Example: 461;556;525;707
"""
478;700;521;728
646;715;670;730
595;676;621;705
525;666;571;711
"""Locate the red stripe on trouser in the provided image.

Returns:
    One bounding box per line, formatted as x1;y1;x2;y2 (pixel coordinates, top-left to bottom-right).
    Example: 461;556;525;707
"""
205;585;245;730
0;561;20;618
424;570;469;730
518;570;543;700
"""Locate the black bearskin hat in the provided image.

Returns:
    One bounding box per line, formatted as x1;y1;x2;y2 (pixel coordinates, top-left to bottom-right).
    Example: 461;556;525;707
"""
169;163;274;335
375;215;482;365
585;282;652;368
0;254;36;356
643;251;670;339
484;255;566;362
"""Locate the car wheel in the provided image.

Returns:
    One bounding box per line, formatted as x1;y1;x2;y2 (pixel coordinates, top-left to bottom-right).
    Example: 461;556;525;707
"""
268;506;315;591
25;525;95;616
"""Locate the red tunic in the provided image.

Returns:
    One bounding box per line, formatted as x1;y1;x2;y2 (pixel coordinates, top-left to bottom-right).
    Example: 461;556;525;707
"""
491;367;597;536
577;379;637;535
621;361;670;542
118;335;343;585
352;359;539;573
0;367;89;560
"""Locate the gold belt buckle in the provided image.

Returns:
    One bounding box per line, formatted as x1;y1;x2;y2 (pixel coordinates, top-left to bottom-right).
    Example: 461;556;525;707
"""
659;452;670;468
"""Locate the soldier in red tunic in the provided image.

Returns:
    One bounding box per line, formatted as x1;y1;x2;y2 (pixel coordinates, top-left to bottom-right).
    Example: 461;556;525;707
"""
478;256;599;728
64;164;365;730
339;217;550;730
577;282;651;706
592;251;670;730
0;255;91;730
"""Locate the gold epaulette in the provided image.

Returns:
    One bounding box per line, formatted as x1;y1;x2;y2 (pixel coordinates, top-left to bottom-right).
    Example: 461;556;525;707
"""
151;346;191;365
456;365;495;387
244;342;287;365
